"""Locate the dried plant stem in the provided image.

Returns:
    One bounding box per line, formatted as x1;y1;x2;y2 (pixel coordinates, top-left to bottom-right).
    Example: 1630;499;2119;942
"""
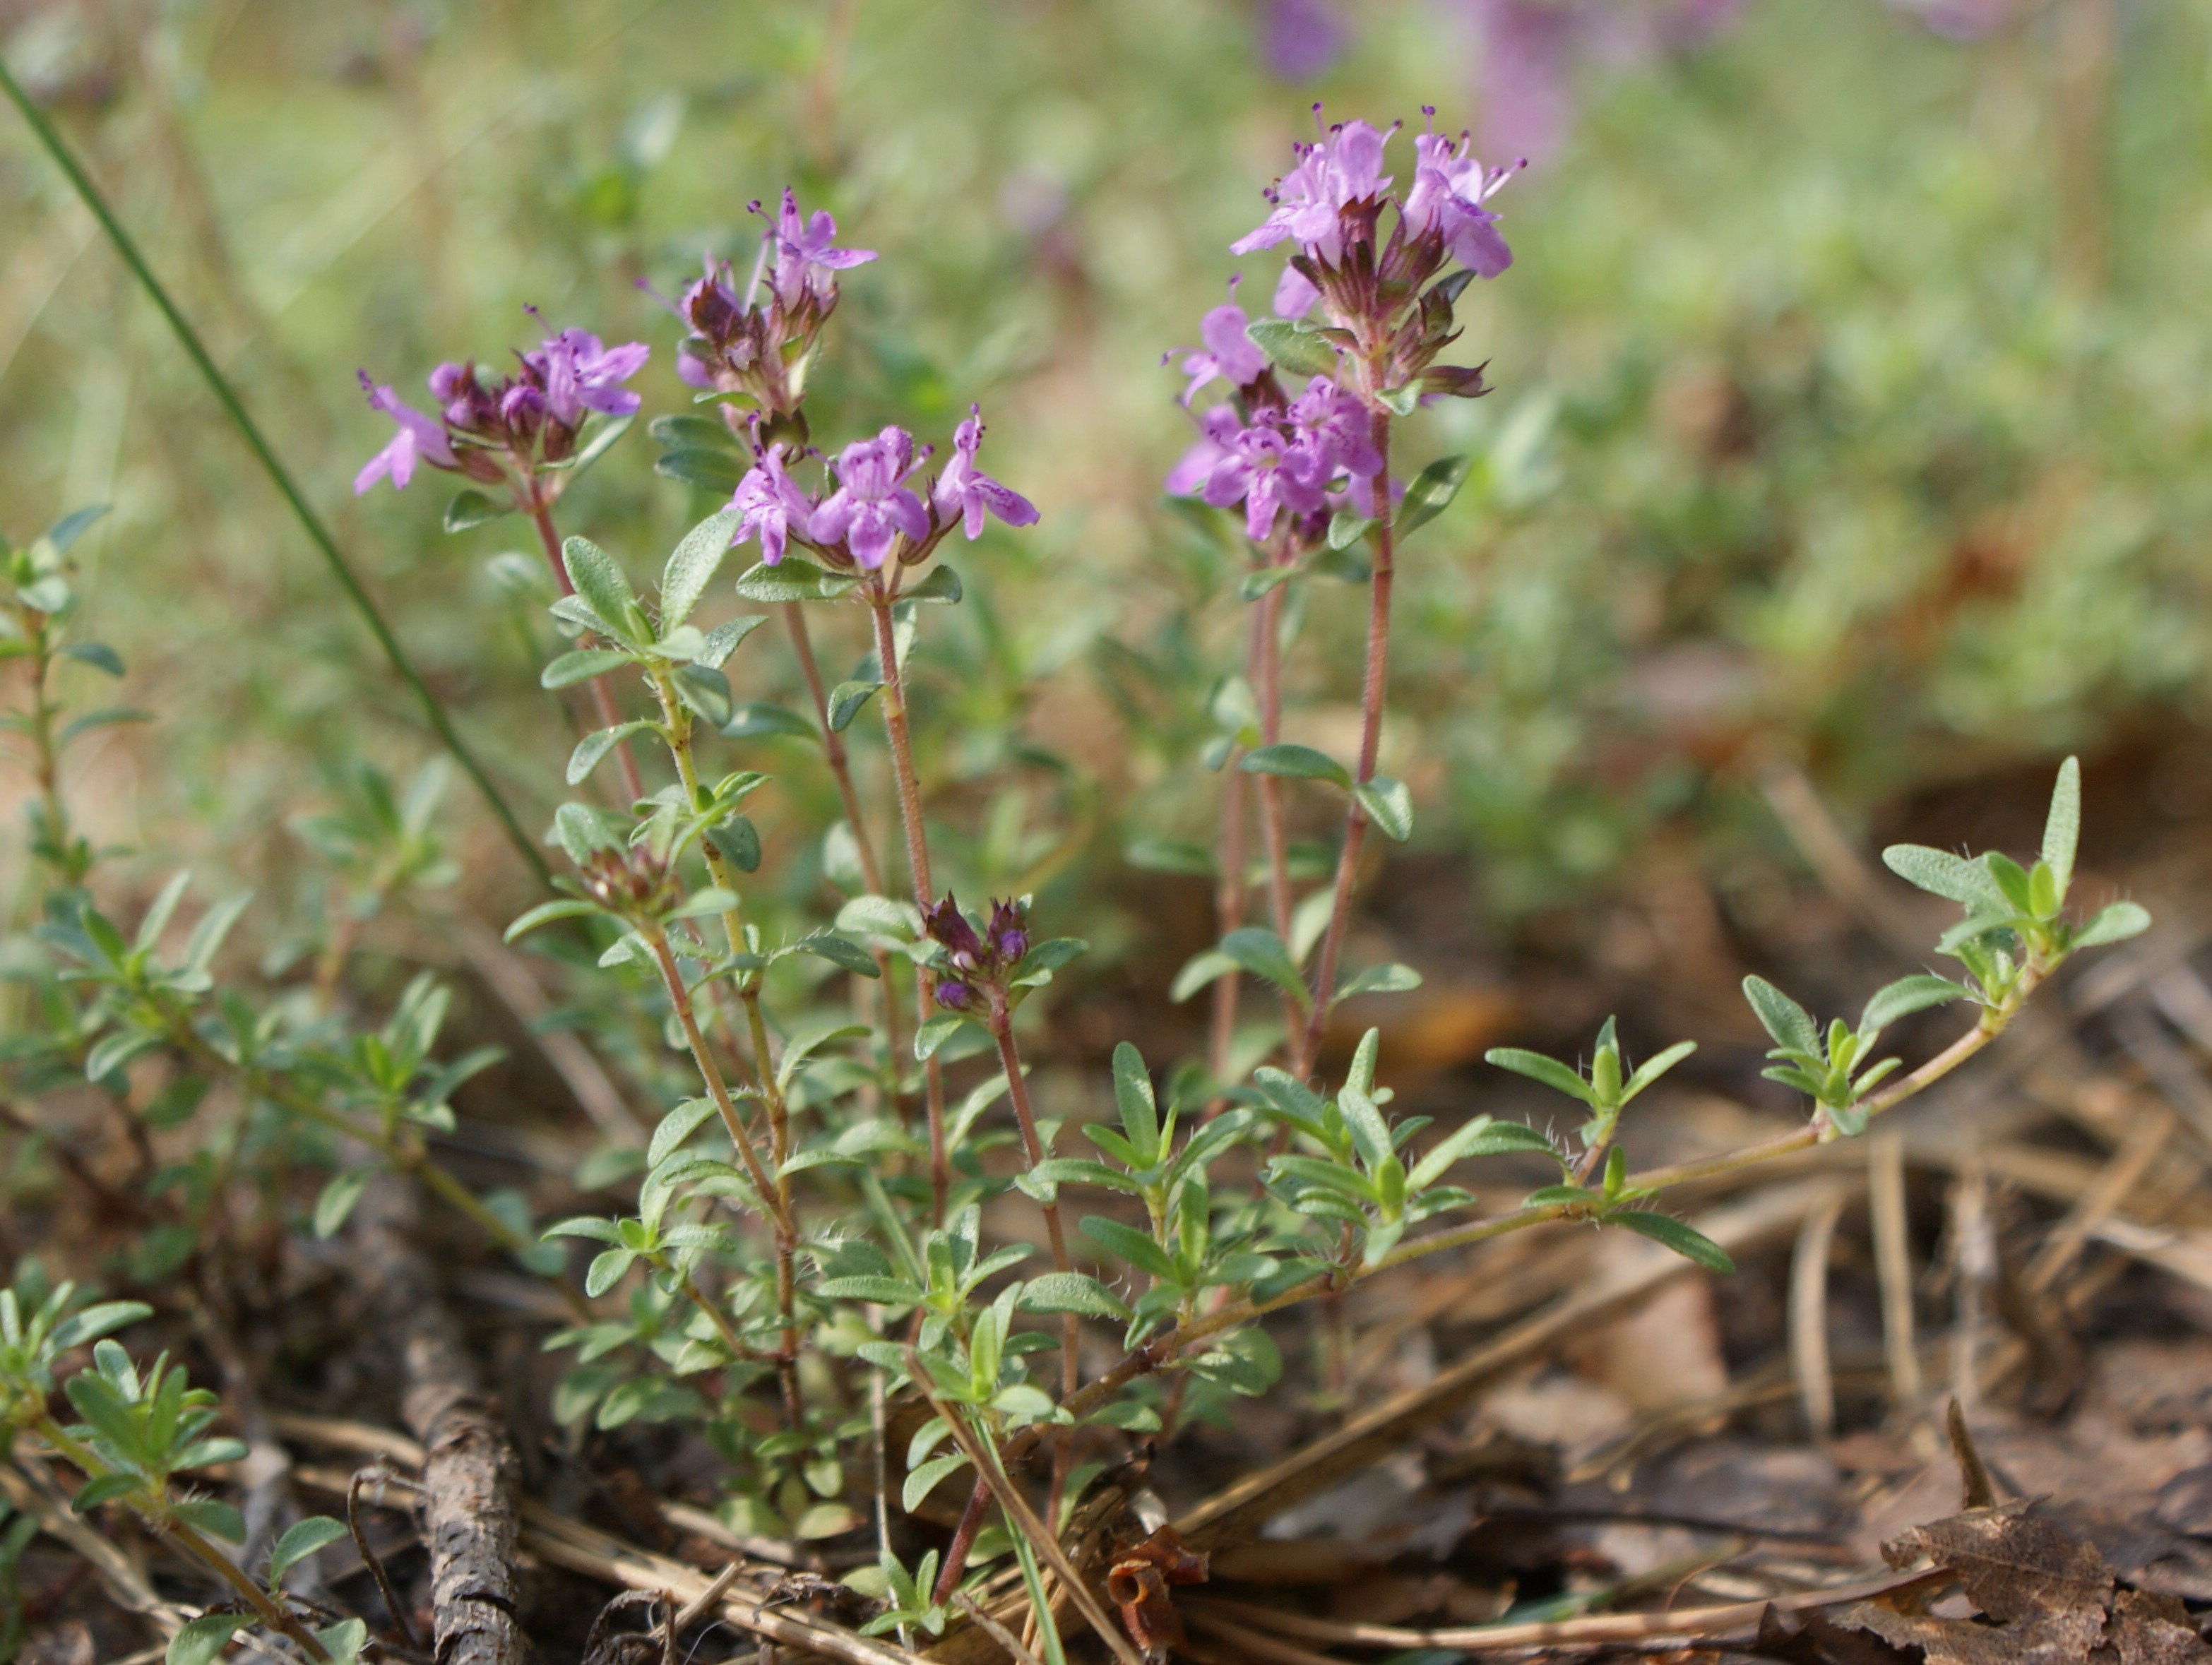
1868;1128;1923;1407
1297;411;1394;1075
867;587;950;1220
1788;1189;1845;1441
530;501;647;804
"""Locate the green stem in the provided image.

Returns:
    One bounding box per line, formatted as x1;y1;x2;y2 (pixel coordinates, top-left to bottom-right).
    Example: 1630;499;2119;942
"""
0;61;547;886
866;587;949;1222
26;1420;330;1661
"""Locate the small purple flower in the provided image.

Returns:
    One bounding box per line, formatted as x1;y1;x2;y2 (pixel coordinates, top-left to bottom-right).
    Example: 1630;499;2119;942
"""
1197;412;1331;541
923;895;988;972
1288;377;1384;479
767;188;876;311
1231;117;1394;262
932;407;1040;539
1165;406;1239;499
353;372;456;495
1173;283;1269;406
1405;128;1518;278
811;426;930;569
729;444;815;566
934;979;975;1012
531;328;650;428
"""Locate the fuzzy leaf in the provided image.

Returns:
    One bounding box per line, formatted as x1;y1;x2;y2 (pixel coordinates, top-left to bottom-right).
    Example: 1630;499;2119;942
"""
1742;976;1819;1055
268;1515;349;1584
312;1170;370;1240
541;648;634;689
1484;1047;1595;1105
560;536;636;633
1019;1273;1133;1323
1351;776;1414;842
1396;455;1472;537
2074;900;2150;948
660;510;744;626
1244;318;1340;378
1859;974;1969;1037
1607;1210;1736;1275
827;679;884;733
567;722;655;785
1218;928;1310;1008
1882;845;2010;913
2042;756;2080;897
443;489;511;532
1240;743;1350;787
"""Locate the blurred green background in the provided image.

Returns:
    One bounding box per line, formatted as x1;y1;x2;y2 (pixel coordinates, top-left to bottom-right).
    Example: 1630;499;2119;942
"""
1;0;2204;979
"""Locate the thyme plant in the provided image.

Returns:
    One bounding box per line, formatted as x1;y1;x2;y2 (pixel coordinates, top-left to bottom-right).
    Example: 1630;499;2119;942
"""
0;107;2149;1664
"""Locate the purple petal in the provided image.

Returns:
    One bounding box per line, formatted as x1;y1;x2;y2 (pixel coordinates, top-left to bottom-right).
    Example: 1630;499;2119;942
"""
848;510;896;570
886;488;931;543
1273;265;1320;318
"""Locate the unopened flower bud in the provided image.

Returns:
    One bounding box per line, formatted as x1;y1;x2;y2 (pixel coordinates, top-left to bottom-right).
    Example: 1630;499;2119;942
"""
935;980;975;1012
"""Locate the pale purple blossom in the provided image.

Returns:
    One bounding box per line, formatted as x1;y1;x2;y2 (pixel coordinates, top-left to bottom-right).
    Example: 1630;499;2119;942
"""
767;188;876;311
529;329;650;427
1165;406;1239;500
811;426;930;568
932;407;1039;540
1231;117;1394;262
1272;265;1321;321
1173;282;1269;405
729;444;815;565
1287;377;1384;479
1405;129;1519;278
353;372;456;495
1185;409;1331;541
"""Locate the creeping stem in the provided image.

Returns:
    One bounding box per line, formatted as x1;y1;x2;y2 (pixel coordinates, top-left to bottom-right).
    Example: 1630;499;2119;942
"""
866;584;951;1222
1298;409;1393;1075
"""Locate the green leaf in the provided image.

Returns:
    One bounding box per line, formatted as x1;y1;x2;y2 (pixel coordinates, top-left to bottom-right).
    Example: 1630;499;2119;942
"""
561;536;637;633
1327;510;1376;551
1244;318;1340;378
734;558;857;604
60;640;124;676
444;489;511;532
312;1170;369;1239
567;721;655;786
903;565;962;604
71;1472;139;1513
1019;1273;1133;1323
914;1013;977;1061
1619;1039;1696;1104
696;614;768;669
794;931;881;977
903;1452;970;1514
1110;1043;1159;1163
2074;900;2150;948
1239;564;1297;602
2042;756;2080;898
57;706;150;746
1742;976;1819;1054
777;1024;872;1092
1607;1210;1736;1275
1336;962;1422;1000
707;819;761;874
1858;975;1968;1037
660;509;744;627
1396;455;1472;537
1168;949;1238;1003
314;1618;369;1665
504;898;598;941
1351;776;1413;842
541;648;634;689
654;447;745;495
84;1030;159;1082
1881;845;2010;913
723;701;819;741
167;1613;243;1665
1484;1047;1596;1105
268;1515;349;1584
44;503;108;554
670;662;733;726
1078;1217;1177;1282
827;679;884;734
1240;744;1350;787
1219;928;1310;1008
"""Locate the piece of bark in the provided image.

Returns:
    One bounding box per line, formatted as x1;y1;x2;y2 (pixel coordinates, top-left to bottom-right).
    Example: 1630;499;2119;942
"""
354;1177;530;1665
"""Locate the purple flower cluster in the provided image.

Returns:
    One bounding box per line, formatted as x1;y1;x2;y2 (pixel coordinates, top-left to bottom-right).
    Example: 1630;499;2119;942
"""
670;189;874;423
354;323;650;498
1163;108;1511;541
724;405;1036;572
922;893;1030;1012
1167;369;1386;542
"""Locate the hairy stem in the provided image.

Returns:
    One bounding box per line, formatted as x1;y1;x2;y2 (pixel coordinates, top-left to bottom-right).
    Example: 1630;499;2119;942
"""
1297;412;1394;1075
867;588;950;1221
